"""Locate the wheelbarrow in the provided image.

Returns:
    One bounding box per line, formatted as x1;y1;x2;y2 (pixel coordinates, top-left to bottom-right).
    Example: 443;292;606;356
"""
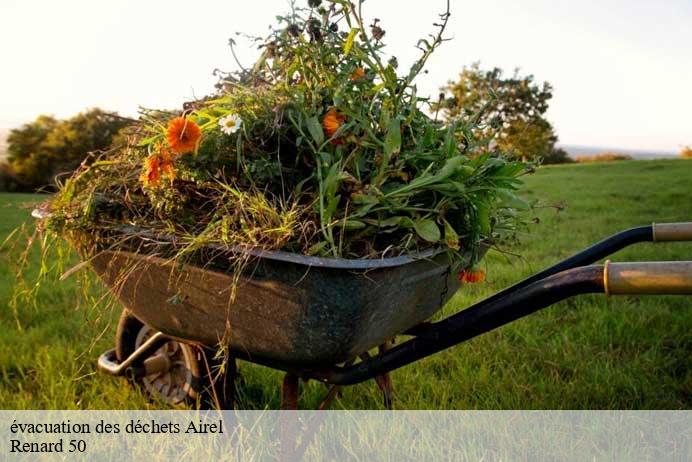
33;210;692;409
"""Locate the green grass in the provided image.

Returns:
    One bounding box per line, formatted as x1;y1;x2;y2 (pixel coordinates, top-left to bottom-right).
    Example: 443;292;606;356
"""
1;159;691;409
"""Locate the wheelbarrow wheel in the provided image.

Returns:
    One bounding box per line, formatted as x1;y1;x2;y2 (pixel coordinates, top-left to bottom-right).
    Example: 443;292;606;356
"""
115;310;207;406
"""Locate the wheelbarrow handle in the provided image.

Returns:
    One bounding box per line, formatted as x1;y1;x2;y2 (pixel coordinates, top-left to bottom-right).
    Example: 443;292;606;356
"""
96;331;169;377
604;261;692;295
653;222;692;242
316;260;692;385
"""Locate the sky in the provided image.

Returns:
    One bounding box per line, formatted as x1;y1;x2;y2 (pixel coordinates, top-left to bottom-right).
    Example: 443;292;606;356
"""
0;0;691;153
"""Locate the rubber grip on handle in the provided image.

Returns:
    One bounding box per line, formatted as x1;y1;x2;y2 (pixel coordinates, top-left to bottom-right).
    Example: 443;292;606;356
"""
652;222;692;242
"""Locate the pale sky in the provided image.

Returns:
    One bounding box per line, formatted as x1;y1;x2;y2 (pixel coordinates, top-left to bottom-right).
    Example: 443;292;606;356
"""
1;0;690;152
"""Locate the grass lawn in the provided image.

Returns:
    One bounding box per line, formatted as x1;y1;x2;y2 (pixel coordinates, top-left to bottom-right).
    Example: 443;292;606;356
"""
1;159;691;409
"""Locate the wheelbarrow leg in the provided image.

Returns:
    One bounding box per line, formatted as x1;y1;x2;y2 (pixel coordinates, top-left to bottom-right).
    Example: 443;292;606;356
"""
279;374;300;462
219;354;238;410
378;342;395;410
317;385;341;410
316;359;356;410
281;373;300;410
361;342;395;410
372;371;394;410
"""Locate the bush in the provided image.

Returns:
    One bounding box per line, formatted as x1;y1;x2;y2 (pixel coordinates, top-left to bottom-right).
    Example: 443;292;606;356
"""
681;146;692;159
6;109;131;192
0;162;28;192
542;147;574;165
575;153;633;163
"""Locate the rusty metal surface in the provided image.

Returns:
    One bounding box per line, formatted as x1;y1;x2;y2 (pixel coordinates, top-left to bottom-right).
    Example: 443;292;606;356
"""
604;261;692;295
90;247;463;366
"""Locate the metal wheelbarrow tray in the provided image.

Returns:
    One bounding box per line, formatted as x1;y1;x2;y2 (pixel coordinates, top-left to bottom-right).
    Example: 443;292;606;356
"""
90;240;461;366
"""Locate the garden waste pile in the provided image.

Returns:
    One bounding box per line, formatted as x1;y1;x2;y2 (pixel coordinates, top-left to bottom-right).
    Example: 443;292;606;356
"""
42;0;531;278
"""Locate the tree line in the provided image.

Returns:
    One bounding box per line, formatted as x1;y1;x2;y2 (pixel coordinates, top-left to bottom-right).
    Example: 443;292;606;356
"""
2;64;664;192
0;109;132;192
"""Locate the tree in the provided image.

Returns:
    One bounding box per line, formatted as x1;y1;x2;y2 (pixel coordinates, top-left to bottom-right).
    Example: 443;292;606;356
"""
6;109;131;191
681;146;692;159
437;63;569;163
0;162;26;192
6;115;59;188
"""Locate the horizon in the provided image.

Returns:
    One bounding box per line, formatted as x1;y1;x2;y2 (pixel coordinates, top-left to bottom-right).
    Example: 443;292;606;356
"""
1;0;691;152
0;124;679;161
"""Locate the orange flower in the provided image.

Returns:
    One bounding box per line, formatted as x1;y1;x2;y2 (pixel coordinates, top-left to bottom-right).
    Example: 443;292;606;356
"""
140;148;176;188
350;67;365;81
141;155;161;187
166;117;202;154
160;156;175;178
458;269;485;284
322;108;346;140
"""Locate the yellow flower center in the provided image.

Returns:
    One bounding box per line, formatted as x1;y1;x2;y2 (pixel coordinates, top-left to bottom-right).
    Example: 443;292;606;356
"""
225;120;236;128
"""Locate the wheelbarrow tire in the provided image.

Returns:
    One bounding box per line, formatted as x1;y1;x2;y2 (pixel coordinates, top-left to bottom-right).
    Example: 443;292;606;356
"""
115;310;212;407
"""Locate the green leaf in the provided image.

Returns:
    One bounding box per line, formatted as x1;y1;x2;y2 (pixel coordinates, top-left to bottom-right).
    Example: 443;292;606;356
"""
413;218;441;243
443;219;460;250
443;123;457;156
342;219;366;230
383;65;398;87
399;217;415;228
371;82;386;93
494;162;526;178
476;202;491;235
374;117;402;183
384;117;402;158
363;216;406;228
435;156;466;180
352;193;379;205
306;116;324;145
343;28;359;56
137;134;161;147
497;190;530;210
306;241;328;256
422;124;434;146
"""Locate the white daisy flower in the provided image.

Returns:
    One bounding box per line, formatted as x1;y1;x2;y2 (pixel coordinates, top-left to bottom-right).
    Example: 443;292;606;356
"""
219;114;242;135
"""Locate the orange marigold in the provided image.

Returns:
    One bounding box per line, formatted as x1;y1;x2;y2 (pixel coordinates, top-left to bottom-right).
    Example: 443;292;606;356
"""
322;108;346;140
140;148;176;188
166;117;202;154
350;67;365;81
458;269;486;284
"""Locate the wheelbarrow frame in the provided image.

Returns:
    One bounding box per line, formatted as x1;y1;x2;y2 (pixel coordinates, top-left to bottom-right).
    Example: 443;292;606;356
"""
32;210;692;408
